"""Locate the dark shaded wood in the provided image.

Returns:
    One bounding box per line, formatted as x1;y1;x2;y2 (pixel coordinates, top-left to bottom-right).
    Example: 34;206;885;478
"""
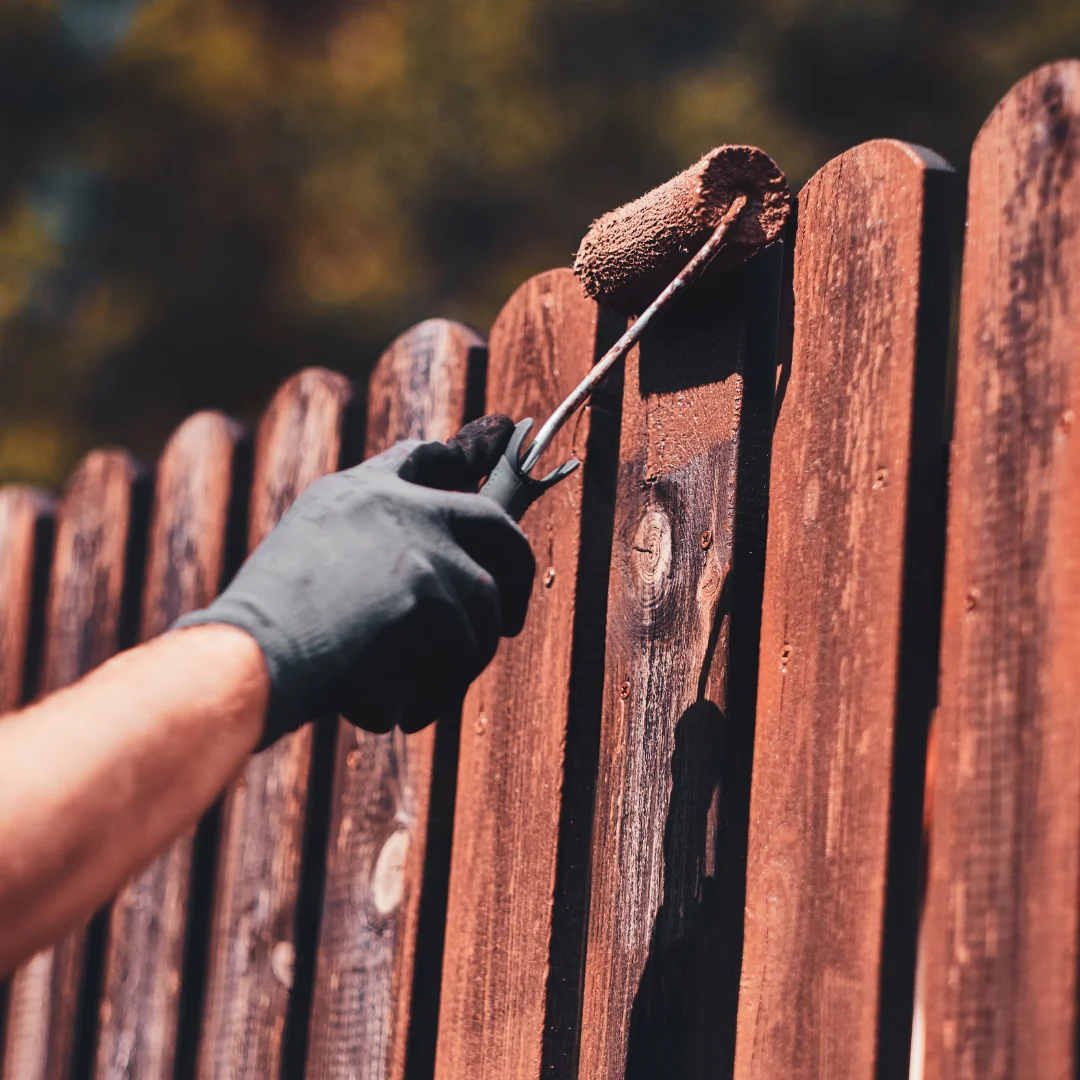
305;319;484;1080
732;140;954;1080
94;412;248;1080
577;246;781;1080
0;487;53;714
433;269;622;1080
196;370;355;1080
2;451;148;1080
922;61;1080;1080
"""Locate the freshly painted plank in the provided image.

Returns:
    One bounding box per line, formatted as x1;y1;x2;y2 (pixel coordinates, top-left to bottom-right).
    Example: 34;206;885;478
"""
305;320;484;1080
922;61;1080;1080
577;246;781;1080
95;413;248;1080
2;451;148;1080
196;370;355;1080
732;141;954;1080
0;487;53;714
434;269;623;1080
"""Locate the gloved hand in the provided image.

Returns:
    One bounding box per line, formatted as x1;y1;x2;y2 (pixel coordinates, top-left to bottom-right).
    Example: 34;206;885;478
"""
173;415;534;745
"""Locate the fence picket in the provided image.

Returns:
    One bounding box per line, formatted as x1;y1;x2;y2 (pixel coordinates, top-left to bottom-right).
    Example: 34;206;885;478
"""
0;488;53;714
921;60;1080;1080
0;487;54;1073
731;140;954;1080
305;320;485;1080
433;269;623;1080
94;413;248;1080
196;370;356;1079
577;246;781;1080
2;451;148;1080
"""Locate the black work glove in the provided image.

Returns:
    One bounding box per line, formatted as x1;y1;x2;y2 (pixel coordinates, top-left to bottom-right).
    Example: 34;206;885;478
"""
173;415;534;745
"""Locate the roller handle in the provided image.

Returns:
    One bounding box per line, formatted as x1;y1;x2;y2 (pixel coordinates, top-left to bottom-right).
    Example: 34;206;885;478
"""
481;418;579;521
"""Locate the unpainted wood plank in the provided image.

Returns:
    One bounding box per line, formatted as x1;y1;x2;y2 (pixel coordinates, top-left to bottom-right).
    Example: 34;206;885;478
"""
2;450;147;1080
433;269;622;1080
732;140;954;1080
305;319;483;1080
95;412;248;1080
921;60;1080;1080
577;246;781;1080
0;487;54;1078
196;370;355;1080
0;487;53;714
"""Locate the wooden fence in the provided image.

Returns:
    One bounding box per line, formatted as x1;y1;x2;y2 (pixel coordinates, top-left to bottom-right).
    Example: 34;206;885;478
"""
0;58;1077;1080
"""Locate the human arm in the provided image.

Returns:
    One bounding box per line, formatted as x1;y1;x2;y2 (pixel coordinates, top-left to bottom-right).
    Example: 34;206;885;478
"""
0;415;534;976
0;624;266;976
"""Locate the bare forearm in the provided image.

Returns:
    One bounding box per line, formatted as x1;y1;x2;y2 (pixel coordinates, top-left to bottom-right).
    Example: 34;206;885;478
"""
0;625;267;976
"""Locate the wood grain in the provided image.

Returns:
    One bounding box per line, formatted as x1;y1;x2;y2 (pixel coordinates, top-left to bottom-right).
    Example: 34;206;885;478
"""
577;246;781;1080
94;413;248;1080
0;487;53;1078
196;370;355;1080
2;450;148;1080
433;269;623;1080
732;141;954;1080
0;487;53;714
305;320;484;1080
921;61;1080;1080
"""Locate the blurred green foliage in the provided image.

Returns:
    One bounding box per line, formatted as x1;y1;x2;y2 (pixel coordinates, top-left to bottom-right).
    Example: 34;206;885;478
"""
1;0;1078;484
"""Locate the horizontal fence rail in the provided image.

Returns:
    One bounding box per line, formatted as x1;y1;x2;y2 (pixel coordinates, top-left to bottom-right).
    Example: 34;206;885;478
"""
0;56;1077;1080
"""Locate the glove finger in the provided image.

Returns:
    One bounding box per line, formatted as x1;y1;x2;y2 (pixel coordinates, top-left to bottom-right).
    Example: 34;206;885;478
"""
441;494;536;637
396;559;499;735
397;691;466;735
446;414;515;479
335;551;501;732
335;605;469;733
399;414;514;492
439;545;503;673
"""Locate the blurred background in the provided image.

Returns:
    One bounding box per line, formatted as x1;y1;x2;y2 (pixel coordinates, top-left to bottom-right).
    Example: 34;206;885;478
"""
1;0;1077;485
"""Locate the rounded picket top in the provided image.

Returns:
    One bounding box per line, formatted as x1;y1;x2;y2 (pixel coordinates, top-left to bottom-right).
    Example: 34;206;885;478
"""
970;58;1080;162
367;318;486;449
0;485;54;712
799;137;954;203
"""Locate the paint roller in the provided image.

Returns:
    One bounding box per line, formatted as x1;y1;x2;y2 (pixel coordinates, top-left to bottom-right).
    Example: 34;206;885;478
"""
481;144;791;520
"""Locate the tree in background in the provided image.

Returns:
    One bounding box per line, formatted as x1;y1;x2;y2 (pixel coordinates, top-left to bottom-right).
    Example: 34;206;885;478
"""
1;0;1077;484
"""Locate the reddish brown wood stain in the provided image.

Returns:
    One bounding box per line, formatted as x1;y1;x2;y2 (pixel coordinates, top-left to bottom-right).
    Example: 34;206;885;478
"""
0;487;53;714
434;269;620;1080
2;450;146;1080
305;320;483;1080
733;140;953;1080
197;370;353;1079
578;251;778;1080
922;61;1080;1080
95;413;247;1080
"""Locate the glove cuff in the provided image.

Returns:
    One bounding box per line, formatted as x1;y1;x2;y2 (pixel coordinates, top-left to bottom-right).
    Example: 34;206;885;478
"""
171;604;306;749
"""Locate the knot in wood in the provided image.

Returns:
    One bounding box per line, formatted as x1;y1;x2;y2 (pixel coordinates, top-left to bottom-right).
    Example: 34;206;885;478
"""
630;508;673;612
271;941;295;989
372;828;410;917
